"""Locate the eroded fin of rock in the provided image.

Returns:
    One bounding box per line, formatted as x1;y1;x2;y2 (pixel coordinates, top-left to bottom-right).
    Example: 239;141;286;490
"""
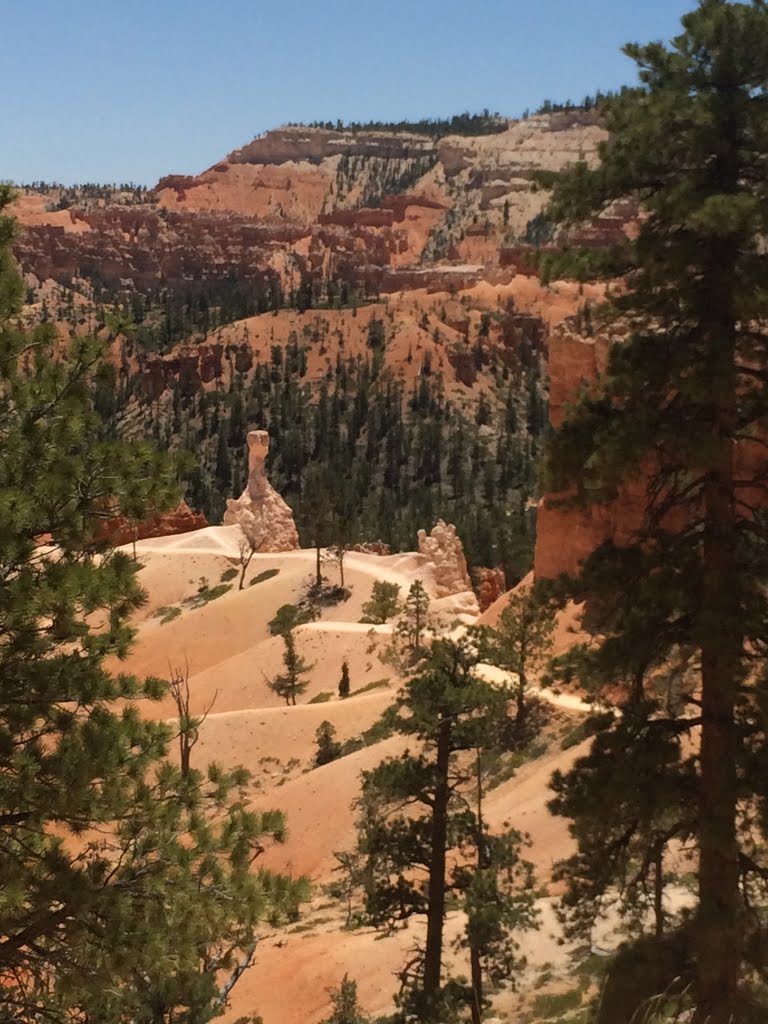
417;519;479;616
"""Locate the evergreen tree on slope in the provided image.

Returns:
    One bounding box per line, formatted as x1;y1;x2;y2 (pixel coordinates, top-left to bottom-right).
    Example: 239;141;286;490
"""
541;4;768;1020
0;187;306;1021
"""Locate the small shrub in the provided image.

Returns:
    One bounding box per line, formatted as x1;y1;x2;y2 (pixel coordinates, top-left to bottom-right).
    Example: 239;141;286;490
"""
340;709;397;757
269;602;316;636
561;724;588;750
182;577;233;609
306;580;351;607
315;721;342;767
338;660;351;699
350;678;390;697
157;605;181;625
220;567;239;582
321;974;369;1024
560;711;615;751
360;580;401;624
529;988;582;1020
309;691;333;705
250;567;280;586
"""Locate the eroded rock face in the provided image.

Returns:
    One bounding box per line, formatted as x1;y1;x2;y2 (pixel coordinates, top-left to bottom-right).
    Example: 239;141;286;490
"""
533;324;766;580
100;500;208;547
417;519;474;599
533;327;638;580
12;114;626;298
223;431;299;551
473;566;507;612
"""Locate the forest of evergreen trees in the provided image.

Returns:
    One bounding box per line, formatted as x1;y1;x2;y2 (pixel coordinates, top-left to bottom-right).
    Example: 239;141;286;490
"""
290;110;508;137
96;306;547;585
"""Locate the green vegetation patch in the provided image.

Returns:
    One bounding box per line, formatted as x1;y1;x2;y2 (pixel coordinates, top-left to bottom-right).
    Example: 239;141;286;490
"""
181;577;233;610
155;605;182;625
250;567;280;586
350;678;390;697
527;987;583;1022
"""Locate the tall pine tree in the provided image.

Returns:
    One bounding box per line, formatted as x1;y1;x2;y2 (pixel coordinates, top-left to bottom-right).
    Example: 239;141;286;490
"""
0;187;305;1021
541;4;768;1020
354;638;535;1022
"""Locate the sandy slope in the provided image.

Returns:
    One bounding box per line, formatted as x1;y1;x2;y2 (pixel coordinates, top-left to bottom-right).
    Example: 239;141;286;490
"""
115;527;594;1024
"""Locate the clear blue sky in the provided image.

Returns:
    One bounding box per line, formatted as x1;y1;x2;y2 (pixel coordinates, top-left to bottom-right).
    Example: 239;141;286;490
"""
2;0;696;187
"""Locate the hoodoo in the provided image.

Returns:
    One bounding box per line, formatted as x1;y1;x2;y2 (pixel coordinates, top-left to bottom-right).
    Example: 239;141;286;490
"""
417;518;477;606
223;430;300;551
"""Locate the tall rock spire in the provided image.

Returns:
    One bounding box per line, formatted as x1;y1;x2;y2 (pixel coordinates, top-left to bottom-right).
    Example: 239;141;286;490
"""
223;430;299;551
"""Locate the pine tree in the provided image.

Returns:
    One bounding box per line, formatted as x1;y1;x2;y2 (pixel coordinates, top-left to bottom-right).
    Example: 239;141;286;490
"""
0;186;174;1014
321;975;369;1024
0;187;312;1023
541;4;768;1020
489;586;555;733
68;668;309;1023
361;580;401;624
315;720;343;767
339;659;351;699
0;188;260;1018
456;816;537;1024
268;629;313;706
303;464;333;589
354;638;535;1022
397;580;430;659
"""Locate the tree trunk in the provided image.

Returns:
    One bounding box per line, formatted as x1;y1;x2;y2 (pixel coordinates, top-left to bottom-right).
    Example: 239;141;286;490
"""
515;669;527;733
695;472;741;1023
315;543;322;589
469;943;483;1024
694;218;742;1021
423;721;451;1016
653;840;664;940
239;547;254;590
470;747;485;1024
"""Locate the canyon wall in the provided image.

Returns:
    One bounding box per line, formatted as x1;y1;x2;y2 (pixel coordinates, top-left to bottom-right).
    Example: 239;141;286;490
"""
533;327;767;580
12;114;622;296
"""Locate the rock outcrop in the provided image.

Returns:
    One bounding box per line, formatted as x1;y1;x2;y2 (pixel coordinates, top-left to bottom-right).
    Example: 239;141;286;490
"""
533;323;767;580
223;431;299;551
533;326;649;580
100;500;208;547
417;519;474;599
12;114;627;299
473;566;507;612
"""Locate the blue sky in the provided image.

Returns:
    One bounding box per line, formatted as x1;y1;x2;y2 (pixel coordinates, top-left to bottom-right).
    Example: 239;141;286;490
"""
2;0;695;186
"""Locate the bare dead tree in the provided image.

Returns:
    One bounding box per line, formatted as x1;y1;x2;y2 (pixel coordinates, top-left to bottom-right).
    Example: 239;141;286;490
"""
168;659;217;777
237;524;268;590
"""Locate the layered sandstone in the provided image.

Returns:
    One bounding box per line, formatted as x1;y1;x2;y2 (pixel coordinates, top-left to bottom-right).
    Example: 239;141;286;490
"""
12;114;625;299
473;566;507;612
223;431;299;552
533;326;637;580
100;500;208;547
533;325;767;580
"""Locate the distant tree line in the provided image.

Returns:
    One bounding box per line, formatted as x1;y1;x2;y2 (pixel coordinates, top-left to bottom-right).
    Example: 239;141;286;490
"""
20;181;149;210
287;110;508;138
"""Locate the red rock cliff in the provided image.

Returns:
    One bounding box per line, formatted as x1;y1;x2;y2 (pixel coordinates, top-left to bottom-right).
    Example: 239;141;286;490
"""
99;500;208;547
534;327;766;580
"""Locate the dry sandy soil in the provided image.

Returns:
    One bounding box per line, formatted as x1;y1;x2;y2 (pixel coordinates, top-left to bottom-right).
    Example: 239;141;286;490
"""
118;527;601;1024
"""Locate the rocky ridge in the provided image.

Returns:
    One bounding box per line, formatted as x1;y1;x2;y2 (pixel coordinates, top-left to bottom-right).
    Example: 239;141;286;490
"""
99;499;208;547
12;113;620;298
